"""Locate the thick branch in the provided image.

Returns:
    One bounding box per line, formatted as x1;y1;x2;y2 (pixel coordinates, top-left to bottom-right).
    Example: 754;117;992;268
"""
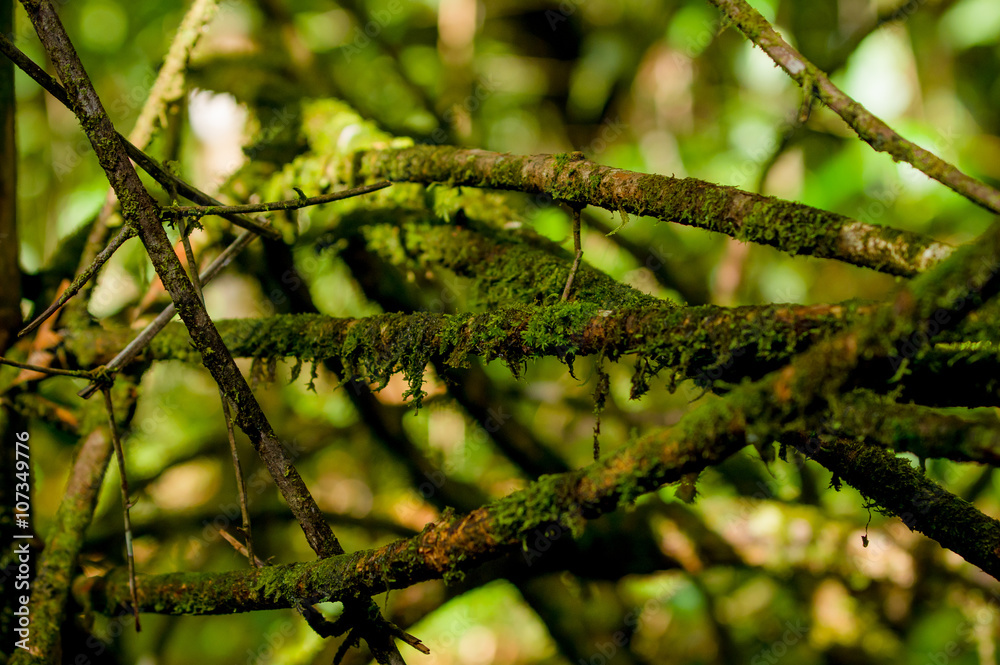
22;429;113;659
789;433;1000;575
63;305;1000;408
77;398;751;615
351;146;952;276
831;390;1000;464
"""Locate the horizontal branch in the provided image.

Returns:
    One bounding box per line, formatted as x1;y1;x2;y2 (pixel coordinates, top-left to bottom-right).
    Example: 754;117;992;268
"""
62;304;1000;407
352;146;952;277
162;180;391;219
62;303;851;389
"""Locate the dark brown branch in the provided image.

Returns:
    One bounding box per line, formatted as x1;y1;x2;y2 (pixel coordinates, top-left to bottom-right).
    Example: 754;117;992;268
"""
76;227;264;399
352;146;953;277
0;355;96;380
162;180;391;218
17;2;401;660
789;433;1000;575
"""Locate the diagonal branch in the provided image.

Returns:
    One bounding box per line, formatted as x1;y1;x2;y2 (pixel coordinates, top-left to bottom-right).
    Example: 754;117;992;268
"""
162;180;390;219
16;1;403;661
707;0;1000;215
77;406;1000;618
77;404;751;616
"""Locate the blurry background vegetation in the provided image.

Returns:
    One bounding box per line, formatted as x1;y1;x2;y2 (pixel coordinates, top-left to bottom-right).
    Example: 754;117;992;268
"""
9;0;1000;663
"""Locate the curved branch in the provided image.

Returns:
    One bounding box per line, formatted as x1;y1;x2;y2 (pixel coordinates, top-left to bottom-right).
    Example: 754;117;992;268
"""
352;146;953;277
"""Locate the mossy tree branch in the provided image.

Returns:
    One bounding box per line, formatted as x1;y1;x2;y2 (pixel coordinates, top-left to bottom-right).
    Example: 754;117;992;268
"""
76;391;1000;617
788;433;1000;574
62;304;1000;409
707;0;1000;215
829;390;1000;464
76;395;753;616
350;146;953;277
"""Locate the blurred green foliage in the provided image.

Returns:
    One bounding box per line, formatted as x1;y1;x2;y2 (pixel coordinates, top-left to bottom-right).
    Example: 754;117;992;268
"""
8;0;1000;663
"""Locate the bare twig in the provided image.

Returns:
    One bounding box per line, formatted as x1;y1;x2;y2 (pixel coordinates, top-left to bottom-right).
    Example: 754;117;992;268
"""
178;213;257;567
19;225;135;338
560;203;584;301
0;355;96;380
162;180;391;218
76;226;262;399
101;387;140;631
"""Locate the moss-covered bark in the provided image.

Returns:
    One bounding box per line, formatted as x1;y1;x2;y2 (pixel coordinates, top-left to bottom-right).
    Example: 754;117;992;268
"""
64;303;1000;408
77;392;751;616
791;434;1000;576
830;390;1000;463
350;146;952;277
708;0;1000;216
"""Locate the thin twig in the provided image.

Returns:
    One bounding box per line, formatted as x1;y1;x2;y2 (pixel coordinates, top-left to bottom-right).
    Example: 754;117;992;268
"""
162;181;392;218
177;214;256;567
19;225;135;337
101;386;141;632
77;227;262;399
707;0;1000;215
0;32;282;242
560;203;584;301
0;355;96;379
